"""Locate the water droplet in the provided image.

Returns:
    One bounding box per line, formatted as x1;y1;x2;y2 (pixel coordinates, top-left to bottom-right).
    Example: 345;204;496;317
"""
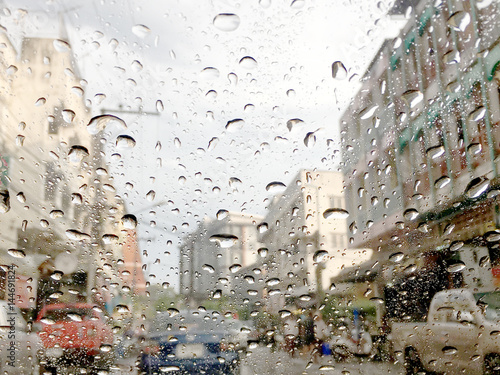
403;208;419;220
71;193;83;205
51;271;64;281
116;135;136;149
87;115;127;135
389;252;404;263
286;118;304;132
244;275;255;284
132;24;151;38
486;231;500;242
266;278;280;286
121;214;137;229
359;105;378;120
323;208;349;219
115;304;130;313
6;65;17;75
200;67;220;79
216;209;228;220
156;100;164;113
131;60;143;72
146;190;156;201
435;176;451;189
257;223;268;233
313;250;329;262
102;234;119;245
225;119;245;132
35;97;46;106
239;56;258;69
332;61;347;80
468;106;486;122
213;289;222;299
65;229;91;241
450;241;464;252
290;0;305;9
442;346;458;355
50;210;64;219
447;11;471;32
266;181;286;193
0;190;10;213
304;132;316;147
62;109;76;123
443;50;460;64
402;89;423;109
213;13;240;31
444;223;455;235
299;294;312;301
16;192;26;203
258;247;268;257
426;145;445;159
40;219;49;228
202;264;215;273
229;264;242;273
68;145;89;163
447;261;466;273
467;143;482;156
15;135;25;146
209;234;238;248
465;176;489;199
53;39;71;52
349;221;358;234
99;344;113;353
8;249;25;258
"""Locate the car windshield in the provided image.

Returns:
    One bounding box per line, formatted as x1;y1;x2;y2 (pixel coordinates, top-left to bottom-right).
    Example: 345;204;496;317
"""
5;0;500;374
475;292;500;322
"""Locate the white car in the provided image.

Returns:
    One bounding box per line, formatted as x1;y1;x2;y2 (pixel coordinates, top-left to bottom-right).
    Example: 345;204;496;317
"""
0;300;42;374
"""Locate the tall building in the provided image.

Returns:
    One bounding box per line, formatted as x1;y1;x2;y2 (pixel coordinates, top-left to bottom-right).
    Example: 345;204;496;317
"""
341;0;500;321
0;32;124;311
179;212;264;305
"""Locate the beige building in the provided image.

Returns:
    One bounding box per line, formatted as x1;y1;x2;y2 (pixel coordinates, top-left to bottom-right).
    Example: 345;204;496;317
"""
259;169;371;309
0;32;126;310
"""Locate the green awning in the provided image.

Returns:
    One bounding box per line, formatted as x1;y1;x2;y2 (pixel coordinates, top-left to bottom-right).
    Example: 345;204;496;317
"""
418;6;434;36
484;43;500;81
399;127;411;152
404;31;416;54
390;48;402;70
411;114;426;141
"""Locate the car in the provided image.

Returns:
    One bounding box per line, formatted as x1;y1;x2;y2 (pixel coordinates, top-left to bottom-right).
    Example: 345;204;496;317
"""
0;300;42;374
36;303;113;374
139;310;241;374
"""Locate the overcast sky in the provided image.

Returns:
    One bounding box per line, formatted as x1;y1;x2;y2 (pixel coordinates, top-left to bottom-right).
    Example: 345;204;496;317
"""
2;0;404;289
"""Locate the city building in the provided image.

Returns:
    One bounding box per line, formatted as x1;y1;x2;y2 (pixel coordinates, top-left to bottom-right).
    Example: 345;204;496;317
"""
179;211;264;305
340;0;500;322
0;31;125;312
258;169;370;311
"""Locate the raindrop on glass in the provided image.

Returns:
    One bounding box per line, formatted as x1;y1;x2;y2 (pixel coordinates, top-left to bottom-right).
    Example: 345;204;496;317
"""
213;14;241;32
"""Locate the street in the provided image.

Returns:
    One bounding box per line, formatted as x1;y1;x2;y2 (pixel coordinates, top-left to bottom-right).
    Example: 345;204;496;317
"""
111;346;403;375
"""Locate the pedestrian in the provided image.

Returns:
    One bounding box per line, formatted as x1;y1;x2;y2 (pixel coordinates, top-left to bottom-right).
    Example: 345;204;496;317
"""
303;312;315;355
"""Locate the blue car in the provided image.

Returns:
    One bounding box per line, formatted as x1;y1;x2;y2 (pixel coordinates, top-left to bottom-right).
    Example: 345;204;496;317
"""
139;310;241;374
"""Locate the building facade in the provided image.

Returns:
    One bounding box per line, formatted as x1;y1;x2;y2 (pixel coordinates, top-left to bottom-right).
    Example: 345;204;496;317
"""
258;170;369;310
341;0;500;321
179;212;264;305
